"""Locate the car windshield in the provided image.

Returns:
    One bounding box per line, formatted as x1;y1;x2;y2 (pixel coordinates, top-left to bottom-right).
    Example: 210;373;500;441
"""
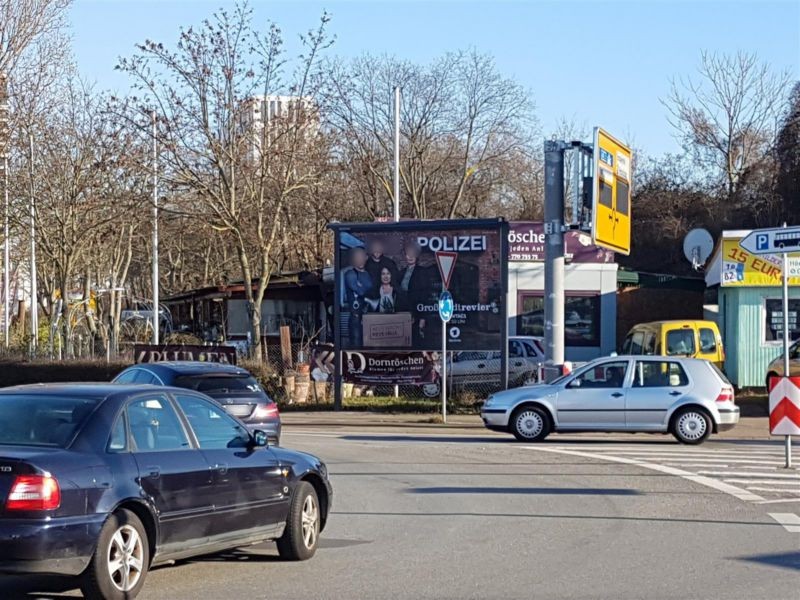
0;395;98;447
174;374;262;394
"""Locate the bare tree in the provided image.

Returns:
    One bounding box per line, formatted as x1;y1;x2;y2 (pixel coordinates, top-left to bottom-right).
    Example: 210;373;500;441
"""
323;50;538;220
118;2;332;360
664;51;791;196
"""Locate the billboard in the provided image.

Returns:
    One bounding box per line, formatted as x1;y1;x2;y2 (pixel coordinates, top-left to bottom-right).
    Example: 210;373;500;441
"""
332;220;508;356
342;351;440;386
508;222;614;263
721;239;800;287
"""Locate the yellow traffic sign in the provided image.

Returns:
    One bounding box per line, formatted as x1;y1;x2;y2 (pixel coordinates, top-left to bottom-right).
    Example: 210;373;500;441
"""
591;128;632;255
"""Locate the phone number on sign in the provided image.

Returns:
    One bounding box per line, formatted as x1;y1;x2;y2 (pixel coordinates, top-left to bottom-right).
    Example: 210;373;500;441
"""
509;253;543;261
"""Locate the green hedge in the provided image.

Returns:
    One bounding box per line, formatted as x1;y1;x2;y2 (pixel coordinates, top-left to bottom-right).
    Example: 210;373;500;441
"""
0;360;130;388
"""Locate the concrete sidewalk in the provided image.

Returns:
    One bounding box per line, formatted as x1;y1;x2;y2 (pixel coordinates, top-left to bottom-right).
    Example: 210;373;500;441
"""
280;410;775;440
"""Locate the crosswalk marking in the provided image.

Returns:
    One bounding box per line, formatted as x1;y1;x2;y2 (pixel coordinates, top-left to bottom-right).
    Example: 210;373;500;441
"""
769;513;800;532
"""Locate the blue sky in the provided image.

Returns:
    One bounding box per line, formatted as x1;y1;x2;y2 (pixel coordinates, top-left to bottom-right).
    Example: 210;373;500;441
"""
70;0;799;157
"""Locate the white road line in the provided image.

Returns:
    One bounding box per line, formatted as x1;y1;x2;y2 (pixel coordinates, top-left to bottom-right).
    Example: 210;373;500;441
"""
553;447;785;456
745;486;800;493
699;471;800;480
523;446;765;503
768;513;800;532
657;463;730;468
654;458;785;465
758;499;800;504
587;452;784;461
726;479;800;485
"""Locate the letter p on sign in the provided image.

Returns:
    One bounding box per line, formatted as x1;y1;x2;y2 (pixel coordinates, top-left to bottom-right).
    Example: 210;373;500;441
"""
756;234;769;251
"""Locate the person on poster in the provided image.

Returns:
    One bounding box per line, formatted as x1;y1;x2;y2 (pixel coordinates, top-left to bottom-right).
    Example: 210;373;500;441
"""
367;266;398;313
365;239;398;296
344;247;372;347
398;242;437;346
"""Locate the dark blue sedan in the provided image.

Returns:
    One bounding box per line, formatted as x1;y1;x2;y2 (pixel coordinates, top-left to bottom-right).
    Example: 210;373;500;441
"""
0;384;331;600
113;362;281;445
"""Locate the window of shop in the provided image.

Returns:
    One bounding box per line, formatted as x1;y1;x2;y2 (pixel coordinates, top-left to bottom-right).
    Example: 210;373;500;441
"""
763;298;800;343
517;293;600;347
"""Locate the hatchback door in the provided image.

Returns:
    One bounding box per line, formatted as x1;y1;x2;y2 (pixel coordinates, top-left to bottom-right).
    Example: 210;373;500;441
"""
626;360;692;430
556;360;629;428
173;393;287;539
127;394;215;549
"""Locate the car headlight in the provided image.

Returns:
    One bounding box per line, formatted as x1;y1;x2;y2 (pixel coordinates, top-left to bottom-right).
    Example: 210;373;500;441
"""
483;396;495;408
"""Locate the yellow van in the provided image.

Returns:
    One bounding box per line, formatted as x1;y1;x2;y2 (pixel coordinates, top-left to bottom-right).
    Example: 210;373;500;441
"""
621;320;725;368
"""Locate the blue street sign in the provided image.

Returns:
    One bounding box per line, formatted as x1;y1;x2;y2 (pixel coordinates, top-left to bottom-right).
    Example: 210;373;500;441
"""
741;227;800;255
438;291;454;323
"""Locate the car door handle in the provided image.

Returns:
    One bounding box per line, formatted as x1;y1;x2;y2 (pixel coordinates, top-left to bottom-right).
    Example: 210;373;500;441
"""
215;463;229;475
669;391;682;396
144;466;160;479
611;392;624;398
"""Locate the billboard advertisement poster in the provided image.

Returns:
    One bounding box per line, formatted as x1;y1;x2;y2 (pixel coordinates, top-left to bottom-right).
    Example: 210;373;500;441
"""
332;220;508;353
721;239;800;287
342;351;440;385
508;222;614;263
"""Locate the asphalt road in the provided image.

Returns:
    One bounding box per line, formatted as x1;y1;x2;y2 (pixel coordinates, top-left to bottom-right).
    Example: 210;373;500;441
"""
3;427;799;600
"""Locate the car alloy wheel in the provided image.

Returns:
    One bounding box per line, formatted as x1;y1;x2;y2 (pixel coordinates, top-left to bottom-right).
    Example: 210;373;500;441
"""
515;410;544;439
677;411;708;442
301;494;319;549
107;524;145;593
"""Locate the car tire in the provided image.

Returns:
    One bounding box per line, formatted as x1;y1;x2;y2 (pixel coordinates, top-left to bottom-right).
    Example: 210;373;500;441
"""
277;481;320;561
510;405;551;442
671;408;712;445
81;509;150;600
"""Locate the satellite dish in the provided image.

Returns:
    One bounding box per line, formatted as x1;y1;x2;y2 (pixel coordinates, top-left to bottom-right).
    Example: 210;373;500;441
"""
683;228;714;270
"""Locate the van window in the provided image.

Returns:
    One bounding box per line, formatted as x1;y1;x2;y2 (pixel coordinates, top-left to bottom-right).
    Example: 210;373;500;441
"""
644;333;656;355
666;330;696;356
622;334;633;354
699;328;717;353
630;332;645;354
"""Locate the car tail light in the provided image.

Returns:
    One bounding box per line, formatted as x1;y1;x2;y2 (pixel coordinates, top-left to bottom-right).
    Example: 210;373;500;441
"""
716;386;734;404
5;475;61;511
253;403;279;420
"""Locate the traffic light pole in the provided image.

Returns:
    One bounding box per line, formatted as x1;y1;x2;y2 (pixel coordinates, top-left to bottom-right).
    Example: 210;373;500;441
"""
543;140;567;380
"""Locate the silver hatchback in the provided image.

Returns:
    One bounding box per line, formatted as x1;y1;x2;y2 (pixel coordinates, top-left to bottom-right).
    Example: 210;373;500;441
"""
481;356;739;444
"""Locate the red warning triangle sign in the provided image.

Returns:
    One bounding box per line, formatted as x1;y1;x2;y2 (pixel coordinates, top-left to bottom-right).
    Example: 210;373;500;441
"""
435;251;458;290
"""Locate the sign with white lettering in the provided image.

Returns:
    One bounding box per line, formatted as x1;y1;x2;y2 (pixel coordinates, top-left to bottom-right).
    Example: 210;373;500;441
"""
334;221;505;352
134;344;237;365
507;222;614;263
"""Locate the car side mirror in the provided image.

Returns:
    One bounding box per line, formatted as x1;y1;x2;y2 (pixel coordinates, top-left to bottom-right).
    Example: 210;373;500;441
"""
252;430;269;447
567;379;581;389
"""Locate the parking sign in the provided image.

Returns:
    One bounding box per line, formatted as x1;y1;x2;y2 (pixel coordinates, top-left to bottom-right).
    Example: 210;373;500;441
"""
756;234;769;251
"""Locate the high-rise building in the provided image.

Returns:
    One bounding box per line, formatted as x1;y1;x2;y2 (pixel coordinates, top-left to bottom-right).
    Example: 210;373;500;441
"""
239;95;319;160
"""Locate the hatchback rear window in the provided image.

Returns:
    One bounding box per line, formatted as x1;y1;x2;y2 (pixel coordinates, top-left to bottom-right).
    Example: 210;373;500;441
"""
708;362;731;385
0;395;98;447
174;375;262;394
666;330;696;356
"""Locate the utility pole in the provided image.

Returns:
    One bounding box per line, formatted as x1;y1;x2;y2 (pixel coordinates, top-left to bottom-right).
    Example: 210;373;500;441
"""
151;111;159;346
393;86;401;398
28;133;37;352
543;140;566;379
393;86;400;222
3;156;8;348
0;73;8;348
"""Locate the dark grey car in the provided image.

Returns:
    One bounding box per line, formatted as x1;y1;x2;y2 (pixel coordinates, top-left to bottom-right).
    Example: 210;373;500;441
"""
113;362;281;444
